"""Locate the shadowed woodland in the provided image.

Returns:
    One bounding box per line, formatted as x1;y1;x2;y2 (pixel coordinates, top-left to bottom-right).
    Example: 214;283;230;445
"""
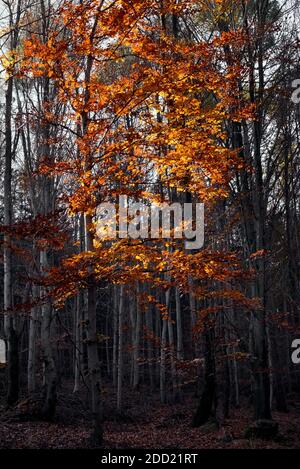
0;0;300;450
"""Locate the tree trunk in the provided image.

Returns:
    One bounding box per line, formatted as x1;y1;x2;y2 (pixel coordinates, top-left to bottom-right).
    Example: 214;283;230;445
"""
117;284;125;412
4;73;19;407
193;329;215;427
160;317;167;404
40;250;57;420
113;285;118;387
133;283;141;389
73;292;82;393
85;213;103;443
28;283;39;394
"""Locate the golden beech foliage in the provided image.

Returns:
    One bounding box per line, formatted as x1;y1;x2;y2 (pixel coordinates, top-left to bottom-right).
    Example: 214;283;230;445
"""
16;0;257;319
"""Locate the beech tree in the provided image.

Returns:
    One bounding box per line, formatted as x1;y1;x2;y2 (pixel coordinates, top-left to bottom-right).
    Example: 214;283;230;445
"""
0;0;299;449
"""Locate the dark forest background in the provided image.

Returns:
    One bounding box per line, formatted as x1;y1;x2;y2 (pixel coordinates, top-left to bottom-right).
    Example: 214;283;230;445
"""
0;0;300;449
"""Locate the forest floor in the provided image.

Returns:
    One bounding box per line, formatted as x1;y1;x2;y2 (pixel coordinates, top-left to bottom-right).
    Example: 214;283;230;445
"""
0;384;299;449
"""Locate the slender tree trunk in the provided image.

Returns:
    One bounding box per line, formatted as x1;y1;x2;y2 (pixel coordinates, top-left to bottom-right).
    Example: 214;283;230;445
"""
40;249;57;420
28;283;39;394
113;285;118;387
145;300;154;389
133;283;141;389
160;317;167;404
4;73;19;407
73;292;81;393
167;310;176;399
3;2;23;407
117;284;125;412
175;288;183;361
